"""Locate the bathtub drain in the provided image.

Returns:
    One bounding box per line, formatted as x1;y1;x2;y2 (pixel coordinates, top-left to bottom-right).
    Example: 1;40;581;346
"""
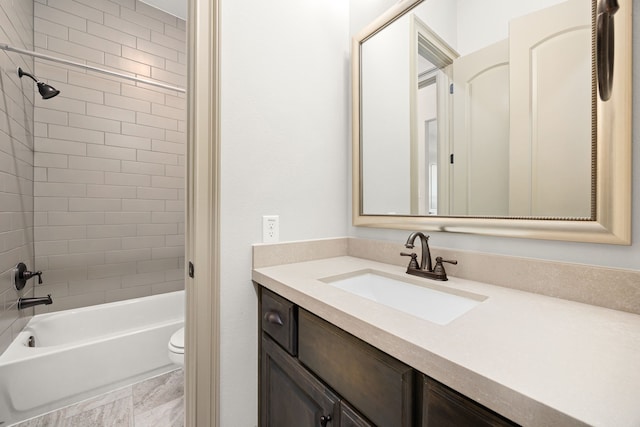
28;336;35;347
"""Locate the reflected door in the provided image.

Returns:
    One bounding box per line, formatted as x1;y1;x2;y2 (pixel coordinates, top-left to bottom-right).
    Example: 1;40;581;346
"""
451;40;510;216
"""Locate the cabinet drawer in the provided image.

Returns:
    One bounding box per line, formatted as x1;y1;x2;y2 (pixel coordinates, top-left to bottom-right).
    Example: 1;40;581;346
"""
422;376;519;427
298;309;415;427
261;288;297;356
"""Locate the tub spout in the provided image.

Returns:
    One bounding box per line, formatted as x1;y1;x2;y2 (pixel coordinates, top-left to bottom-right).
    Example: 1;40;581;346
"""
18;294;52;310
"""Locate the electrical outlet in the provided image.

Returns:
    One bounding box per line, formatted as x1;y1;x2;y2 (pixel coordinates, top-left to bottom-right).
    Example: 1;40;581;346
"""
262;215;279;243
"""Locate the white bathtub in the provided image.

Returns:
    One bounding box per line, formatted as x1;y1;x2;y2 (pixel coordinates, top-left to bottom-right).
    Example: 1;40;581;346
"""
0;290;184;426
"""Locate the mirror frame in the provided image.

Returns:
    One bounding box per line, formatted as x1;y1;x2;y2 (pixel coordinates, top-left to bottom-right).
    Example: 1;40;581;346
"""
352;0;632;244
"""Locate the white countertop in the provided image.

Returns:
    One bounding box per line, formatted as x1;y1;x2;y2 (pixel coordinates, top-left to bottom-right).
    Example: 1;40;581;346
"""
253;256;640;427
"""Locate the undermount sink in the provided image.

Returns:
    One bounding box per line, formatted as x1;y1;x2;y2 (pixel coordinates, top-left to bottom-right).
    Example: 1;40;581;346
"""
321;270;486;325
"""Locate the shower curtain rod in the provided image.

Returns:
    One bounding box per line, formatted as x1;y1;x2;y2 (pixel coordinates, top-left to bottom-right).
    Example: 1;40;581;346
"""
0;43;186;93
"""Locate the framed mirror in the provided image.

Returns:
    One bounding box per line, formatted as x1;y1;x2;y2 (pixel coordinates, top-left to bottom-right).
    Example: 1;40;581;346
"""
352;0;631;244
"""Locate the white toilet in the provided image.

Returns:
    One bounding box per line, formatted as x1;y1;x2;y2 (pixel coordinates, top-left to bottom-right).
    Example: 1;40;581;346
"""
168;327;184;366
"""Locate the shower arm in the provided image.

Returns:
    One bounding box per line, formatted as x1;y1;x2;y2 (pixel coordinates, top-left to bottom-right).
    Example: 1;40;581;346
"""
0;43;186;94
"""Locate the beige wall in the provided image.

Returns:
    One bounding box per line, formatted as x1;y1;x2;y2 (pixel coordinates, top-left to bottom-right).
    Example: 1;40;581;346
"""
0;0;35;354
32;0;186;312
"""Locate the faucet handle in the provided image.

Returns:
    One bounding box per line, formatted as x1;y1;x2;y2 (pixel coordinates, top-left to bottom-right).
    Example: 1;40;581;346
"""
400;252;419;270
433;257;457;280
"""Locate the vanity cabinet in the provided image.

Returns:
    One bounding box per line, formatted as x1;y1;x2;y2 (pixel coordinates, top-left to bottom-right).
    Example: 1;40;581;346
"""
259;287;519;427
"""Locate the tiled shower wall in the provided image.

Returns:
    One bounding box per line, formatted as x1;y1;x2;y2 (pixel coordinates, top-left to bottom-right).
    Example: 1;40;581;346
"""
32;0;186;312
0;0;35;354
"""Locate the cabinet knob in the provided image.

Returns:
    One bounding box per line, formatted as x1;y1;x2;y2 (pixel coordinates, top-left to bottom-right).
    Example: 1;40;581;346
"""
320;415;332;426
264;310;284;326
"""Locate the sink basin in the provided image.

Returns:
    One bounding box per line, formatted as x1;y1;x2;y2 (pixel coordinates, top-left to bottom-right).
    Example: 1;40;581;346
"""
321;270;485;325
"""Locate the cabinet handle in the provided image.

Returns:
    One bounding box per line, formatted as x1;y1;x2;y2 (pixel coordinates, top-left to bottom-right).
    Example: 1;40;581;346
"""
320;415;332;426
264;310;284;326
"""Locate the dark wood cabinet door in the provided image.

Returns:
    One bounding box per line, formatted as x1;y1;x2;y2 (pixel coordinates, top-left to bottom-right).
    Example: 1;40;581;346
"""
422;376;519;427
339;401;374;427
261;333;339;427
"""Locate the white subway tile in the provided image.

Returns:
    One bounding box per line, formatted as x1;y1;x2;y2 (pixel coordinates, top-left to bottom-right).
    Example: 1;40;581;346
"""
48;168;104;184
121;199;164;212
41;266;86;285
35;197;69;211
136;38;178;62
69;113;121;133
136;187;177;200
152;246;183;259
136;112;177;131
164;165;184;178
34;167;48;182
48;211;104;225
69;237;121;253
121;235;164;249
121;81;165;103
105;133;151;151
151;175;183;189
164;200;184;212
121;160;164;176
35;182;86;197
165;234;184;247
68;71;121;94
151;103;184;121
103;14;150;40
69;198;122;212
137;258;177;273
35;240;69;256
151;211;183;223
88;261;136;279
150;67;183;87
164;92;186;110
163;130;184;144
121;123;164;140
105;248;150;264
104;54;151;78
35;107;68;125
34;153;68;168
87;103;135;123
135;1;177;26
87;21;135;48
74;0;119;16
164;268;184;282
34;3;86;32
136;223;177;236
105;212;151;224
47;38;104;65
120;7;164;33
48;252;105;269
35;137;87;156
86;184;137;199
86;224;136;238
136;149;177;165
152;140;183;155
150;31;185;53
35;123;48;137
121;271;164;287
105;93;151;114
35;225;86;241
49;124;104;145
105;171;151;187
48;0;104;23
163;24;186;43
87;144;136;161
68;155;121;172
68;277;121;295
69;28;120;56
35;17;69;40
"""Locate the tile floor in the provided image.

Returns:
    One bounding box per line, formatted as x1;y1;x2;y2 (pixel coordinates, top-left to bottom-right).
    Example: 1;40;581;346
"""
12;369;184;427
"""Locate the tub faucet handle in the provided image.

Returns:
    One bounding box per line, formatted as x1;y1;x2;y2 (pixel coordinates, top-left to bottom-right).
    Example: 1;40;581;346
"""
13;262;43;290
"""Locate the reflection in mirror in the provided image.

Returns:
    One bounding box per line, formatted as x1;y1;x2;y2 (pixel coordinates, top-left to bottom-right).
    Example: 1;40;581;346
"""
360;0;593;219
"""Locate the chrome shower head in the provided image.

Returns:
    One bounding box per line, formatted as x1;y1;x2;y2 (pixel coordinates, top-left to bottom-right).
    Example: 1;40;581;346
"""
17;67;60;99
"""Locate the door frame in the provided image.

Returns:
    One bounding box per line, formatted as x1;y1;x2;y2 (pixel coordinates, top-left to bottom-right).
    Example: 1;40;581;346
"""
186;0;220;425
